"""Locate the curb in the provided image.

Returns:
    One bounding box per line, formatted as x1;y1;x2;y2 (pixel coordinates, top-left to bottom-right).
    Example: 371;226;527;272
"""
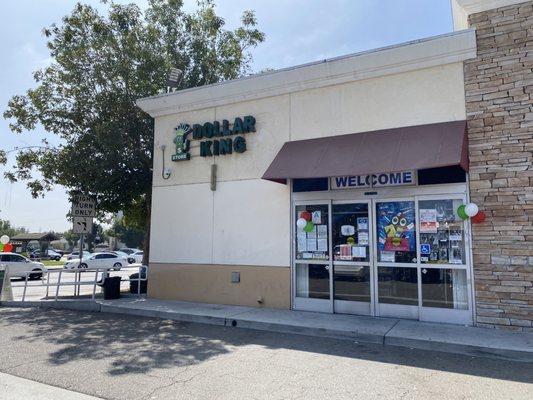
225;317;386;344
3;300;532;363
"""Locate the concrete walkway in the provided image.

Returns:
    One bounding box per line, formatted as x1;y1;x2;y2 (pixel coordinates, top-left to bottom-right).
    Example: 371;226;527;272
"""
0;372;101;400
2;297;533;362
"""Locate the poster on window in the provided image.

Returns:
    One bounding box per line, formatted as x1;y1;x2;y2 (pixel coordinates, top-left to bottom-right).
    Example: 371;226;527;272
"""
377;201;416;253
420;209;438;233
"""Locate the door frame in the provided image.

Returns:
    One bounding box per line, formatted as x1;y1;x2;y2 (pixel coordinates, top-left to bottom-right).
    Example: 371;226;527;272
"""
291;182;473;325
292;199;333;313
331;199;373;316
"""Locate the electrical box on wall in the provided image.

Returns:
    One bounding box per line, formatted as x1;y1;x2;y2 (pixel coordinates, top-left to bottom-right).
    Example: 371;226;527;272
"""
231;272;240;283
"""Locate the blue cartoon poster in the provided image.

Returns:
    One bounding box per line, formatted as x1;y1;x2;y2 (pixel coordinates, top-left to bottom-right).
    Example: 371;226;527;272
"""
377;201;416;253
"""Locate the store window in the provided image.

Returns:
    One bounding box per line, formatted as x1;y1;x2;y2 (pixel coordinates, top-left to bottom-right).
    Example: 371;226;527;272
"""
378;266;418;306
376;201;417;263
421;268;468;309
334;265;371;302
418;199;465;265
295;264;329;299
295;204;329;261
332;203;369;262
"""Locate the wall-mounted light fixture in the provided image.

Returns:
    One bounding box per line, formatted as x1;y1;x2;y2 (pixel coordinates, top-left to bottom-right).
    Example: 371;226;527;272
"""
160;144;172;180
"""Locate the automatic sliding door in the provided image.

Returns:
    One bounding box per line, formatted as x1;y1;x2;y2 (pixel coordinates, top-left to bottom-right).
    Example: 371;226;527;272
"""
375;199;419;319
293;203;332;313
332;202;372;315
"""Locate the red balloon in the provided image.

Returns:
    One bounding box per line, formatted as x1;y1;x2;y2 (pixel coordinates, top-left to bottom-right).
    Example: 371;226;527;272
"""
3;243;13;252
300;211;312;221
471;211;486;223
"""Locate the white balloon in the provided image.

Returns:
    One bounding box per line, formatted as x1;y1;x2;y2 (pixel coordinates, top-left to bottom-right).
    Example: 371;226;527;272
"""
296;218;307;230
464;203;479;217
0;235;9;245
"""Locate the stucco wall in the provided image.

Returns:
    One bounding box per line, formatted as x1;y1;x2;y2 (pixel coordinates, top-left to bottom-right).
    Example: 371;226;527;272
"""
147;263;291;309
149;62;468;268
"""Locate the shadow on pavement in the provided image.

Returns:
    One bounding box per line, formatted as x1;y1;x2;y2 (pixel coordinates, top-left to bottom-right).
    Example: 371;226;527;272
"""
0;307;531;383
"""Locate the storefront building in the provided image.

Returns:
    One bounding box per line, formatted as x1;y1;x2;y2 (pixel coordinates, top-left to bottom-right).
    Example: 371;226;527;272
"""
137;0;532;330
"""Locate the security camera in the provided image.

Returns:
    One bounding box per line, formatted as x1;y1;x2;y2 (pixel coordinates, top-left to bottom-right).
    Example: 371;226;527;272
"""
163;168;172;179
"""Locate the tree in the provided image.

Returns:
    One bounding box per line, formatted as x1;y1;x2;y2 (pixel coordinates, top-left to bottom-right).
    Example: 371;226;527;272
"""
106;217;144;249
2;0;264;263
0;219;28;238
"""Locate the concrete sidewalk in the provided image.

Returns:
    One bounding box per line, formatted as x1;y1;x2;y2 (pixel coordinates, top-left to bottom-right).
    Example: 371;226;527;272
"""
2;297;533;362
0;372;101;400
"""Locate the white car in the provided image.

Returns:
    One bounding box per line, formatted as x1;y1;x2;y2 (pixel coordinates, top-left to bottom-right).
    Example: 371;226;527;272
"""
66;250;92;260
63;252;127;271
119;248;140;255
131;250;144;264
0;252;46;280
110;251;135;264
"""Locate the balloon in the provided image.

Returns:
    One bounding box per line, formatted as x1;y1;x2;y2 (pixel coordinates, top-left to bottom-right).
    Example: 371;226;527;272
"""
464;203;479;217
457;205;468;220
303;221;314;233
0;243;3;252
296;218;307;230
3;243;13;252
300;211;312;221
0;235;9;245
471;211;486;223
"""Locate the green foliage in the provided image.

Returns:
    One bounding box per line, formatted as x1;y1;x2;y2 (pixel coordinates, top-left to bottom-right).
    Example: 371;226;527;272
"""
0;219;28;238
107;218;144;249
3;0;264;235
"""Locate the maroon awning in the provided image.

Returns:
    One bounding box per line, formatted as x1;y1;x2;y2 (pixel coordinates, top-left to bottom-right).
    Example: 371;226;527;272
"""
262;120;468;183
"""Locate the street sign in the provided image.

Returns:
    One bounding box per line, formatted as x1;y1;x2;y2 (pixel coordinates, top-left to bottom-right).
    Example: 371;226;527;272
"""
73;216;93;234
71;195;96;217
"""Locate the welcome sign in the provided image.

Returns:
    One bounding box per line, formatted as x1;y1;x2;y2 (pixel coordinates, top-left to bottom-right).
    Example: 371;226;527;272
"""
331;171;416;190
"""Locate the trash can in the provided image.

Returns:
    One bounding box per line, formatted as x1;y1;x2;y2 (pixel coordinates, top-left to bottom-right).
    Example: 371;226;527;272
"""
129;267;147;294
102;276;121;300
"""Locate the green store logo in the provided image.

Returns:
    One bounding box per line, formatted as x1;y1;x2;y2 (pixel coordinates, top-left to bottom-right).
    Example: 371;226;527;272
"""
172;116;256;162
172;123;192;161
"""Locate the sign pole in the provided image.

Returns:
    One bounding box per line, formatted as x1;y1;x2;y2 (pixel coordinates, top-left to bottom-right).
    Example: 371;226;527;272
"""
78;233;84;296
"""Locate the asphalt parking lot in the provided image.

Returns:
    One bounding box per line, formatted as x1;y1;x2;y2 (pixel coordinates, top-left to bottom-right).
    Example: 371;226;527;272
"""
8;266;142;301
0;307;531;400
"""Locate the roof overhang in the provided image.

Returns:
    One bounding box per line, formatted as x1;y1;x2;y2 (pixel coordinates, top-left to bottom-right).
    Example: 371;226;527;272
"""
262;120;468;184
136;30;476;117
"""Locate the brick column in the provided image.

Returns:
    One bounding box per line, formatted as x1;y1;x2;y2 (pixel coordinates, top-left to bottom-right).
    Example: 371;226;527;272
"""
463;1;533;331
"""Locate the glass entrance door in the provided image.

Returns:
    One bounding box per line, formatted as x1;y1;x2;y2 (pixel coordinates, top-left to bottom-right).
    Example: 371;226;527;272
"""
292;194;473;324
374;199;419;319
293;202;332;313
332;202;372;315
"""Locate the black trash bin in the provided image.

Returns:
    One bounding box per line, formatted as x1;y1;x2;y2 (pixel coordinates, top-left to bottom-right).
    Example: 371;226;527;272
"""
102;276;121;300
129;267;147;294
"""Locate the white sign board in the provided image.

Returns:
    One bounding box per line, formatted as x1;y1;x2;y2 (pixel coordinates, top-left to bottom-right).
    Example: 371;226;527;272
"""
330;171;416;190
71;195;96;217
73;217;93;234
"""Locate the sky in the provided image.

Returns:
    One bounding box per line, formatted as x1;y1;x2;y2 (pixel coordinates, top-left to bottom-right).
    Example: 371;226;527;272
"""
0;0;454;233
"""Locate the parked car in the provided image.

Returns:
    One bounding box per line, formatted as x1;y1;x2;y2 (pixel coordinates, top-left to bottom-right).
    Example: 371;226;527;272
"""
63;252;127;271
46;249;62;261
0;252;46;280
29;249;61;261
119;248;140;255
50;247;65;256
111;250;135;264
66;251;92;260
131;250;144;264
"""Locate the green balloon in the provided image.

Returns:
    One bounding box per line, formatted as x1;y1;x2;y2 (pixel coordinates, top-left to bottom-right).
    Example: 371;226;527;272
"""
304;221;314;233
0;243;3;252
457;204;468;220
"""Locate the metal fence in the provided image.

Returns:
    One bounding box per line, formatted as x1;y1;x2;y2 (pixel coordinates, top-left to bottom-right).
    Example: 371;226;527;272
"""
11;266;148;302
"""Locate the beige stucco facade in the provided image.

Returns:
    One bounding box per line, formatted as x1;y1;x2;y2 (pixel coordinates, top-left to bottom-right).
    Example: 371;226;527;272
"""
147;263;290;309
139;29;476;307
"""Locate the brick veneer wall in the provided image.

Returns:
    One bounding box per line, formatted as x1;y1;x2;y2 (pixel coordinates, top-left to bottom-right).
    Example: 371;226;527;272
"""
464;1;533;331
